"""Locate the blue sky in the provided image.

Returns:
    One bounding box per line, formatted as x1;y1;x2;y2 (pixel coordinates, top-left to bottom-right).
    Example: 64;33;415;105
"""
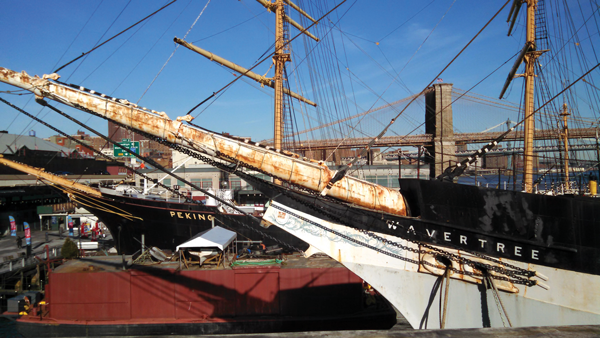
0;0;597;142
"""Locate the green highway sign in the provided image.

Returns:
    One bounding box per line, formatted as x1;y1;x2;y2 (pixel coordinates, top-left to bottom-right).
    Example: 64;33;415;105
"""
113;139;140;157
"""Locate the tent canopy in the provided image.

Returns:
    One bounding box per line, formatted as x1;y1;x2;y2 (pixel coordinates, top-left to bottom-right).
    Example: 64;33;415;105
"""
176;226;236;252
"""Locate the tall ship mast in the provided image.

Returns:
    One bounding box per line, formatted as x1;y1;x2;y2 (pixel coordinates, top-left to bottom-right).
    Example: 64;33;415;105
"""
273;0;290;153
175;0;319;155
500;0;546;192
522;0;538;193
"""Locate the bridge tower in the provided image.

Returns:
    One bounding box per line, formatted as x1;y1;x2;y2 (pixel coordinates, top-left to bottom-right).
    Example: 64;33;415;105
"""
425;83;456;178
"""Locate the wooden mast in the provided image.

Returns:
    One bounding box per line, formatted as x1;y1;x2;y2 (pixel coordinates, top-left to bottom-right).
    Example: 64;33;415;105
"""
522;0;542;193
176;0;319;149
273;0;291;185
274;0;290;154
502;0;547;193
561;103;570;190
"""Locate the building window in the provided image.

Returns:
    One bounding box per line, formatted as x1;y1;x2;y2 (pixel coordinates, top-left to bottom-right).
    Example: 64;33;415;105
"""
163;178;171;187
377;176;389;187
366;175;377;184
229;178;242;189
177;179;185;188
191;178;201;189
201;178;213;189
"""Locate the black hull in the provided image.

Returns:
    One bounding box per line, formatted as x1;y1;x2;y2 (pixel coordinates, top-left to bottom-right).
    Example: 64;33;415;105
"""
249;177;600;276
77;193;308;254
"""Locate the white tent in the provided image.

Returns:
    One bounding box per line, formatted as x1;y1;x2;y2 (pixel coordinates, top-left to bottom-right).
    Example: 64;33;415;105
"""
176;226;236;252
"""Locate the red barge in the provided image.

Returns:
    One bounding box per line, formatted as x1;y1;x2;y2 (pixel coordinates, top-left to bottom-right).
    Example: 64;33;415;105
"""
13;255;396;336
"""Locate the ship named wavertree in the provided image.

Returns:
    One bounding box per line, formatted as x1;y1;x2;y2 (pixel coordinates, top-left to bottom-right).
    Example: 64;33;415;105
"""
1;0;599;330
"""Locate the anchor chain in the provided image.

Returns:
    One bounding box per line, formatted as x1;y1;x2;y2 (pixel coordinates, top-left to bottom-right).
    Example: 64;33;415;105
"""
147;136;306;253
59;99;536;286
34;100;306;254
209;152;536;286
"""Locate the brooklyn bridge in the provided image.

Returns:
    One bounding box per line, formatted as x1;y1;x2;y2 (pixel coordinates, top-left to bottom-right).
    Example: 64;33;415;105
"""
287;127;599;151
272;84;599;177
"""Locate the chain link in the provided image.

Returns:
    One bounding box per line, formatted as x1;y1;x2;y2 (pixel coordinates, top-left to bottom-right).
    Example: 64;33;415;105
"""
41;101;307;253
149;136;306;253
63;101;537;287
215;152;537;286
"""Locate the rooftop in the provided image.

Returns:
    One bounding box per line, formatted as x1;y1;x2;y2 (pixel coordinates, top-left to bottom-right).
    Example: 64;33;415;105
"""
0;132;71;154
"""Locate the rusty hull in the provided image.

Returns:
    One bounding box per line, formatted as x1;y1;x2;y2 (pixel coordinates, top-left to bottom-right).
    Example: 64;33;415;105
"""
0;67;407;216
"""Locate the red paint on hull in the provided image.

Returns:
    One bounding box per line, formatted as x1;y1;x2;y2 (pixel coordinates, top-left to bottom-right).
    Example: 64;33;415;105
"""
15;257;396;336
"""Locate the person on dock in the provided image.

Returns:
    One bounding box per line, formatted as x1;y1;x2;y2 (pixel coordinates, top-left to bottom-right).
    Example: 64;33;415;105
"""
16;236;22;249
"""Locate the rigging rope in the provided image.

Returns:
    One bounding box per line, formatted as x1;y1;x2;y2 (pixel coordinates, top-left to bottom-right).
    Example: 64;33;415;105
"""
54;0;178;73
438;265;450;329
319;0;513;193
67;0;134;82
138;0;211;104
0;96;306;253
185;0;349;116
50;0;104;73
439;62;600;181
378;0;437;42
1;91;543;287
319;0;457;163
486;273;512;327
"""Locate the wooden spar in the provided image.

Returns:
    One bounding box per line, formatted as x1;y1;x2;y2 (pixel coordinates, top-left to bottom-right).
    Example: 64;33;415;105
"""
284;12;319;42
506;0;522;36
0;67;408;217
283;0;318;24
0;155;102;197
255;0;319;41
498;42;531;99
174;38;316;107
